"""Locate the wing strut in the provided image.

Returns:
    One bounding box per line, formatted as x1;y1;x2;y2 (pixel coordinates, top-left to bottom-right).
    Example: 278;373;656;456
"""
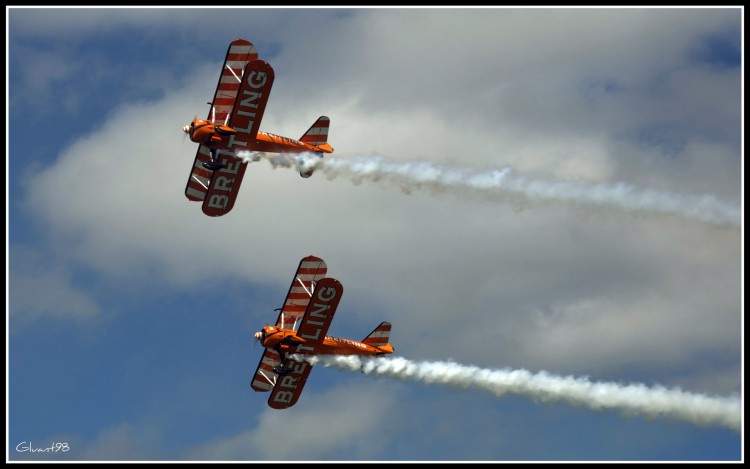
296;277;313;297
256;369;277;387
191;174;208;190
225;64;242;83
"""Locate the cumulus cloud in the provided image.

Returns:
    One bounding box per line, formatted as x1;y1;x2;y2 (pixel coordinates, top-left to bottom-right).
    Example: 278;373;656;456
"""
186;383;396;460
10;10;741;455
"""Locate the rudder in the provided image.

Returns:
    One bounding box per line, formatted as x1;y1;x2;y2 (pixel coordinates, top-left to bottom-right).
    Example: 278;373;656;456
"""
363;321;394;354
299;116;333;178
300;116;332;148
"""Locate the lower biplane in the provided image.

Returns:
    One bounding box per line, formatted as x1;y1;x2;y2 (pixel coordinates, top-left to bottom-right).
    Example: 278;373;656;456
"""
184;38;334;217
250;255;394;409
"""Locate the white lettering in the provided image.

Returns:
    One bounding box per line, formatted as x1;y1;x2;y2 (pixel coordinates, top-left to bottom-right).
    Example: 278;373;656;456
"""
271;358;308;405
213;176;235;193
248;70;267;88
232;118;254;135
272;390;293;404
296;282;339;352
295;343;314;353
207;194;228;209
220;158;241;175
279;375;298;389
227;133;248;150
239;91;262;110
317;286;337;302
15;441;70;453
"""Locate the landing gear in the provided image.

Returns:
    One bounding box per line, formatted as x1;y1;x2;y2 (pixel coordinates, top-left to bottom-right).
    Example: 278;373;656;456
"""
273;338;303;375
202;161;226;171
273;350;294;375
273;365;294;375
202;148;227;171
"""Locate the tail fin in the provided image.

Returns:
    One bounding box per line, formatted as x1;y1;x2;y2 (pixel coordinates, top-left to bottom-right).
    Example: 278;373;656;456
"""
299;116;333;178
362;321;394;354
299;116;332;151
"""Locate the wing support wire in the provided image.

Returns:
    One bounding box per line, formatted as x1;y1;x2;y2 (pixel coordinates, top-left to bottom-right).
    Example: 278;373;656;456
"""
224;65;241;127
257;368;277;387
279;312;301;332
225;64;242;83
297;277;314;297
286;276;314;333
191;174;208;190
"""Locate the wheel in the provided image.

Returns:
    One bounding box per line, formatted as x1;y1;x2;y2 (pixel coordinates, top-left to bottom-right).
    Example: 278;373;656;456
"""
202;162;226;171
273;366;293;375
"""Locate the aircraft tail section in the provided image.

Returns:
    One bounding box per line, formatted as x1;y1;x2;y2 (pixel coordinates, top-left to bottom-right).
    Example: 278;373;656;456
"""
363;321;394;354
299;116;333;178
299;116;332;149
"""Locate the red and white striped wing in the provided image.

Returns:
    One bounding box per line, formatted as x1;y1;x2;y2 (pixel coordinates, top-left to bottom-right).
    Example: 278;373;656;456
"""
212;39;258;126
184;39;258;203
275;255;328;329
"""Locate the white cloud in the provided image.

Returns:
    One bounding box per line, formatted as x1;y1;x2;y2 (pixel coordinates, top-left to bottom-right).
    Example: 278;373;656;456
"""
8;247;100;324
186;383;396;460
14;7;741;400
79;423;154;460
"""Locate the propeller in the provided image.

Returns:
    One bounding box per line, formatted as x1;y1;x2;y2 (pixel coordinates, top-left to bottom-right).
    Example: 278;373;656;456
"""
181;115;197;142
253;327;266;350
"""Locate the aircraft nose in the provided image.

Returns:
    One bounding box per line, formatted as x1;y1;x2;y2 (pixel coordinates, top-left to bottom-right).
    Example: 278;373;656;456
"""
254;331;262;340
182;125;190;134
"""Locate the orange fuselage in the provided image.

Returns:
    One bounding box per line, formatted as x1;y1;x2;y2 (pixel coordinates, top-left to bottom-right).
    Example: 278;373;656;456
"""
187;119;332;155
256;325;388;357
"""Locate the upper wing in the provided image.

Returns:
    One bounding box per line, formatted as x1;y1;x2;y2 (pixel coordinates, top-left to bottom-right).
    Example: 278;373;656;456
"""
249;255;327;393
212;40;259;126
294;277;343;352
185;39;258;205
200;59;276;217
225;59;275;151
275;255;328;329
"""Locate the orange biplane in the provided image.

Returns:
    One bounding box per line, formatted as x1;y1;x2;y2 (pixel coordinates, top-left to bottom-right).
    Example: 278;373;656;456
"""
250;255;394;409
184;38;334;217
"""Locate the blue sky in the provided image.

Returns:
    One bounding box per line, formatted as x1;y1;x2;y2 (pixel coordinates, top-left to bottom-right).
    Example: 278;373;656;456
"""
7;6;743;462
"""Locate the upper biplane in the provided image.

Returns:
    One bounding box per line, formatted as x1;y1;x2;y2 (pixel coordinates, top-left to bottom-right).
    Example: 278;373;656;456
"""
250;255;394;409
183;38;334;217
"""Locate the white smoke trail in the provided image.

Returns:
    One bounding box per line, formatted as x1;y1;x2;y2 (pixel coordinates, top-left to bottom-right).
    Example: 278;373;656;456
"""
290;354;741;432
234;152;740;228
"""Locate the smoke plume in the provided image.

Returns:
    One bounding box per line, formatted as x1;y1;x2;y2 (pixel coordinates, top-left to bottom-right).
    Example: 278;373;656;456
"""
234;152;740;228
291;354;741;432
